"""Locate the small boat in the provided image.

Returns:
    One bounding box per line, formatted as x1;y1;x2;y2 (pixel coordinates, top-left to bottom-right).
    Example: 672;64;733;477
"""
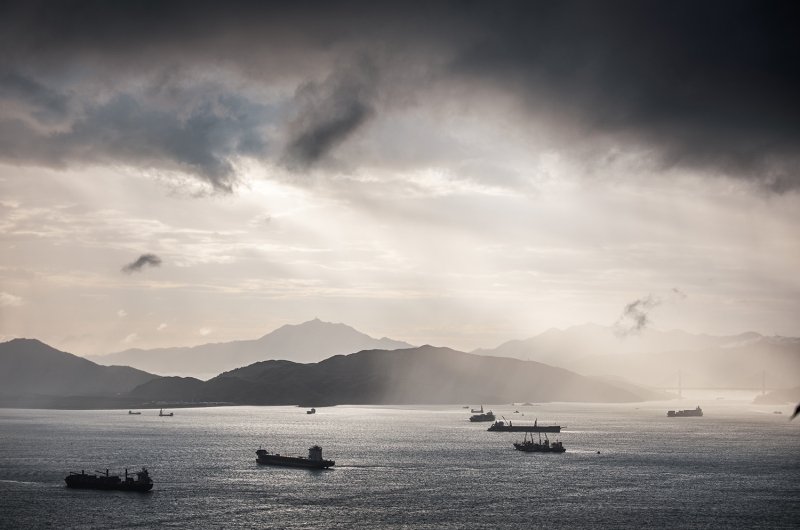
158;409;173;417
306;408;316;415
513;432;566;453
773;411;783;415
667;406;703;417
65;468;153;491
469;409;496;422
128;410;141;415
256;445;335;469
470;405;484;413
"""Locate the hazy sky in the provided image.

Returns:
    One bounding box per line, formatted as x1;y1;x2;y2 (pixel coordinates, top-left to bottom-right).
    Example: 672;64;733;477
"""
1;1;798;355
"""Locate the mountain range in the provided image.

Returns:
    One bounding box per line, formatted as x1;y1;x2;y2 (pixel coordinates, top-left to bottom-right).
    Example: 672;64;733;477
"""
4;320;798;409
88;318;413;377
129;345;664;405
474;324;800;390
0;336;664;409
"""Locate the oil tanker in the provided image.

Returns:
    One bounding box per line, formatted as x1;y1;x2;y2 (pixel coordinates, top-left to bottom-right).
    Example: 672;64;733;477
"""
256;445;335;469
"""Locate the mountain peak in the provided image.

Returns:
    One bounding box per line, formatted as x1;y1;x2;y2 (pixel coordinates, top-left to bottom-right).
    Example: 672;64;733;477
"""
96;319;414;377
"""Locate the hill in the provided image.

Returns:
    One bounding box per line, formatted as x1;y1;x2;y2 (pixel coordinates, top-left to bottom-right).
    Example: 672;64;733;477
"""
0;338;159;404
129;345;666;405
89;319;413;377
475;325;800;390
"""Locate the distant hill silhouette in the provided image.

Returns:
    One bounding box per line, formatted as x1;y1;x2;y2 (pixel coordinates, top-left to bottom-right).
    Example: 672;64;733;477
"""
474;324;800;390
0;338;159;405
89;319;413;377
129;345;665;405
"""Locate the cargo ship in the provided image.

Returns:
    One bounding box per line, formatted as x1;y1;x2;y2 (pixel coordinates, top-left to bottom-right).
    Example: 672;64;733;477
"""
667;406;703;417
65;468;153;492
256;445;335;469
513;432;566;453
487;419;561;433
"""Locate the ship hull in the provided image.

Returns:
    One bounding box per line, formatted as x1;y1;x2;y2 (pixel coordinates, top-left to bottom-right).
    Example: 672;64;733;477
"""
256;455;334;469
488;425;561;433
513;443;566;453
256;450;334;469
667;407;703;417
64;477;153;492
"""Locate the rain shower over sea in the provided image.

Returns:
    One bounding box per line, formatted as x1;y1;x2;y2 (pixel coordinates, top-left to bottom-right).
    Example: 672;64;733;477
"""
1;398;798;529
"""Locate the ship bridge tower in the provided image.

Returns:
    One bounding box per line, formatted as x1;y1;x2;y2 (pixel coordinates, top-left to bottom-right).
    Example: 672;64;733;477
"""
308;445;323;461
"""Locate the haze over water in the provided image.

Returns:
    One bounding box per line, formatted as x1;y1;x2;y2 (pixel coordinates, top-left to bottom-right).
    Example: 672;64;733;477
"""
1;397;798;529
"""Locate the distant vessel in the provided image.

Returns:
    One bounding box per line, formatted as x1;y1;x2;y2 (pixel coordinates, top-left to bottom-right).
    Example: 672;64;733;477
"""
128;410;141;415
667;406;703;417
159;409;173;417
513;432;565;453
488;419;561;433
65;468;153;491
470;405;485;413
256;445;335;469
306;408;316;415
469;409;496;422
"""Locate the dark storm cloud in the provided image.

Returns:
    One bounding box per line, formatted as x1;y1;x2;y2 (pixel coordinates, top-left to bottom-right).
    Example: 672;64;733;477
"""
0;1;798;191
282;61;377;170
0;72;70;123
0;77;271;192
446;1;800;191
122;253;162;274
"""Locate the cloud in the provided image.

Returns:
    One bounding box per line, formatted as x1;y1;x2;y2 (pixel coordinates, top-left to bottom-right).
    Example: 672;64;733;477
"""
0;71;71;124
199;327;212;336
0;292;22;307
122;332;138;344
0;82;271;192
281;61;377;170
614;288;689;337
121;253;162;274
614;294;662;337
117;309;127;318
157;323;168;331
0;1;797;192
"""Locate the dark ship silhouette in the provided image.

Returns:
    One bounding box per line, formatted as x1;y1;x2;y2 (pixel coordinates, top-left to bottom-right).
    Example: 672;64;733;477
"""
667;406;703;417
513;432;566;453
65;468;153;491
469;406;496;422
487;418;561;432
256;445;335;469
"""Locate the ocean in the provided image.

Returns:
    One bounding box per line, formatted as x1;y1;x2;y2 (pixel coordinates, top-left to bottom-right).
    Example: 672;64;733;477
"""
1;397;798;529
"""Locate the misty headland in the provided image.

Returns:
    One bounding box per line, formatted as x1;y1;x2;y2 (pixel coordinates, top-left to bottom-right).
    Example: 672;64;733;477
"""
2;319;798;410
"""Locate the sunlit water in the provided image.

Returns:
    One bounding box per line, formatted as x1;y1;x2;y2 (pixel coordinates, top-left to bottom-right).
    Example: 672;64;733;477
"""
1;397;798;529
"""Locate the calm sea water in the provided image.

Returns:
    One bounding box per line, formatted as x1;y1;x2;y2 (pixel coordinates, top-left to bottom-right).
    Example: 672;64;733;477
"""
1;397;798;529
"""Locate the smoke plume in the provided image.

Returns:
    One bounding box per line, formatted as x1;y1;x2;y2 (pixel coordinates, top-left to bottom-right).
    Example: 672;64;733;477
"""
122;253;162;274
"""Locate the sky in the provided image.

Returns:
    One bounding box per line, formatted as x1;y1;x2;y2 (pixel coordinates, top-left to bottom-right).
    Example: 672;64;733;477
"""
1;0;799;356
